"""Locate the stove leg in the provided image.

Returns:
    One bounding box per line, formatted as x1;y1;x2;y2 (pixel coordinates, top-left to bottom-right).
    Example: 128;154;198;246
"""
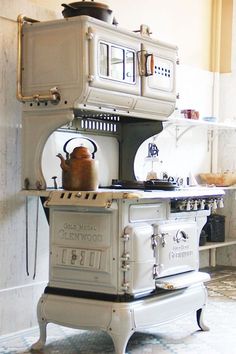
108;332;132;354
196;308;209;331
31;319;47;350
31;297;48;351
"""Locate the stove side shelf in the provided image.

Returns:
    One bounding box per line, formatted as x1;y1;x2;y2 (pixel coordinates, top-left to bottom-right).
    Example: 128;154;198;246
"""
162;118;236;147
199;240;236;267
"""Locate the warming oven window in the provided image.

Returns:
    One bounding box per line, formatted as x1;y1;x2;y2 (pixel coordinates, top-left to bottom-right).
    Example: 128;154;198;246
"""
111;46;124;81
99;43;109;76
99;41;136;84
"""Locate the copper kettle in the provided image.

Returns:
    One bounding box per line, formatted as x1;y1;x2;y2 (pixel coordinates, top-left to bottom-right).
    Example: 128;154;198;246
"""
57;137;99;191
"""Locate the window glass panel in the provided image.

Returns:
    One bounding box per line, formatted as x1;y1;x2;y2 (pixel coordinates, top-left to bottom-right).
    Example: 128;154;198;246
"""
99;43;109;76
126;50;135;82
111;46;124;80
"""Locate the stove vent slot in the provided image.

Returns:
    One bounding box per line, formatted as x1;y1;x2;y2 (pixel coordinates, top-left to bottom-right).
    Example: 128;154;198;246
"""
81;118;118;133
59;115;120;136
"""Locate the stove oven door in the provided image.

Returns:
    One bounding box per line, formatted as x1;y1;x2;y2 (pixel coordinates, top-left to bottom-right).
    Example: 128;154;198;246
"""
152;221;199;279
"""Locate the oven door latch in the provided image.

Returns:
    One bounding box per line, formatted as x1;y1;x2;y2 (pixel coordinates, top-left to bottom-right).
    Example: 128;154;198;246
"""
151;233;167;254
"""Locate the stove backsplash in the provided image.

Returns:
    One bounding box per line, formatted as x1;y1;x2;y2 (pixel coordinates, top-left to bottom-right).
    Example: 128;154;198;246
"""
42;122;211;189
42;131;119;189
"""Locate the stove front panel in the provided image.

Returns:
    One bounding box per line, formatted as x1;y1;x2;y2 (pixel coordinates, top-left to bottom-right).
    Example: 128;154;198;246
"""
47;194;209;296
49;207;120;294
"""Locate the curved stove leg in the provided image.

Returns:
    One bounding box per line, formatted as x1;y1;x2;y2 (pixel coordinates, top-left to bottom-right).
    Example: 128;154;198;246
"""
109;332;132;354
196;308;209;331
31;318;48;350
31;295;48;350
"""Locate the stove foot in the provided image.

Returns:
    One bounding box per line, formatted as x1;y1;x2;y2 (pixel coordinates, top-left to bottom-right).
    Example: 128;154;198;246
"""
31;299;48;351
196;308;209;331
109;332;132;354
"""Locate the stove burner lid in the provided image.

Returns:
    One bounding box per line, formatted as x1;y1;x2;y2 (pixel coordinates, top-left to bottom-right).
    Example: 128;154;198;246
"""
110;179;179;191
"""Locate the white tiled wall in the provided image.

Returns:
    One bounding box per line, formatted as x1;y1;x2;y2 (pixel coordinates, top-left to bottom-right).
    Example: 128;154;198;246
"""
0;0;58;335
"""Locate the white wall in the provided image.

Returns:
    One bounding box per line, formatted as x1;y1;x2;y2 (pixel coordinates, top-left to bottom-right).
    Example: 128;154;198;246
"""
0;0;58;335
30;0;212;70
216;0;236;266
133;64;214;183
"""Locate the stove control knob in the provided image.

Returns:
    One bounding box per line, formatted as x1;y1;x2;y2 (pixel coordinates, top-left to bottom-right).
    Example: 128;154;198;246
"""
205;198;212;210
186;200;191;211
193;200;198;211
200;199;205;210
219;198;224;208
213;199;218;210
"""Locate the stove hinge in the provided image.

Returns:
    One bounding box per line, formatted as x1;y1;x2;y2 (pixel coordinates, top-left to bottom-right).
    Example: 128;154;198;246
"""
120;227;132;292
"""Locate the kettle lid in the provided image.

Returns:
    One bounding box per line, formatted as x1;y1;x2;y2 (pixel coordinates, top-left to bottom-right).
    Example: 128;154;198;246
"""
71;146;91;159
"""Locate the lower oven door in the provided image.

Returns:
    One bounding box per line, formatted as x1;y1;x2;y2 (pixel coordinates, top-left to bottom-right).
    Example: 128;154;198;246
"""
153;221;199;278
155;271;210;290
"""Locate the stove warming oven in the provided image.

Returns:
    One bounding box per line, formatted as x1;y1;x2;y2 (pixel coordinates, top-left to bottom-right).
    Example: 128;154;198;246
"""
17;12;224;354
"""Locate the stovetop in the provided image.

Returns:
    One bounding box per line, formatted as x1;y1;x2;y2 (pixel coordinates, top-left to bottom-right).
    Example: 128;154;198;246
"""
108;179;179;191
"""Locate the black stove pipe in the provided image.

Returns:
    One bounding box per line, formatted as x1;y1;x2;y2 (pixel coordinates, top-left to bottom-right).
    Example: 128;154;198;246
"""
119;120;163;181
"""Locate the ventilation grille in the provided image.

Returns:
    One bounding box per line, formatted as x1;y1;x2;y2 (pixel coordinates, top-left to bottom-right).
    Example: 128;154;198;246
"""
80;118;118;133
59;114;120;135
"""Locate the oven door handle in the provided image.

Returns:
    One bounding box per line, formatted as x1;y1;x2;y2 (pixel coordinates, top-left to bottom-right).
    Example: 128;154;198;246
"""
151;232;167;251
151;232;167;278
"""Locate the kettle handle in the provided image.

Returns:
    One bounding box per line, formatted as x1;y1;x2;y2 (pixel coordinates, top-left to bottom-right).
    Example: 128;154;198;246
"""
61;3;77;10
63;137;97;159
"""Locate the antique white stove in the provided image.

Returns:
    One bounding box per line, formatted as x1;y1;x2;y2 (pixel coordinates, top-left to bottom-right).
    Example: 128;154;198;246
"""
31;188;223;354
17;12;224;354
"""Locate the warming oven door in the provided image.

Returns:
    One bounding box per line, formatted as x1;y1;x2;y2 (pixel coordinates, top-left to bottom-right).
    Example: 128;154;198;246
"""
140;42;176;102
88;24;141;96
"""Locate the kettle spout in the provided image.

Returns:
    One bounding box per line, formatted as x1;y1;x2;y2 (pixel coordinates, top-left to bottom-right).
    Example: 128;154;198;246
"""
57;153;69;171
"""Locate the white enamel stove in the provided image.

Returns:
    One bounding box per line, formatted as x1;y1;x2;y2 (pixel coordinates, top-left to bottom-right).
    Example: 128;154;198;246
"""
31;188;224;354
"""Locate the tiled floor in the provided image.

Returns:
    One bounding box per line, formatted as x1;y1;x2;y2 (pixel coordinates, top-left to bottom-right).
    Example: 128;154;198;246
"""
1;266;236;354
205;266;236;301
